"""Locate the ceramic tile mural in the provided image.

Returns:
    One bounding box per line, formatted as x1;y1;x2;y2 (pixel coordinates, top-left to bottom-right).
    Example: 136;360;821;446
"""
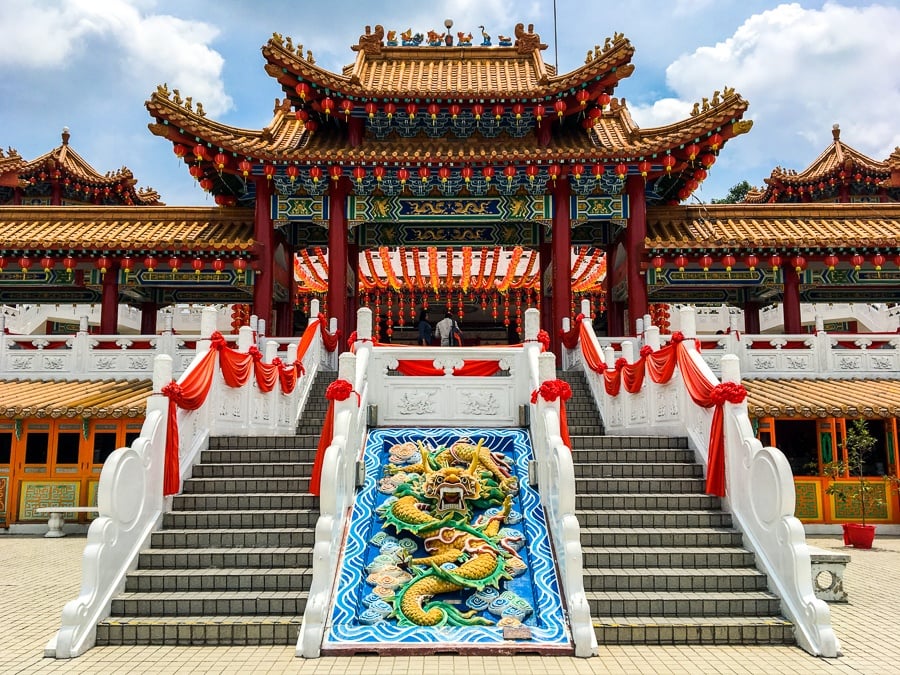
19;481;79;520
324;427;570;653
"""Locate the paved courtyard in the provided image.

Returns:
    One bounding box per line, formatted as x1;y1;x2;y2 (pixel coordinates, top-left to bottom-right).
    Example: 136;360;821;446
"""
2;533;899;674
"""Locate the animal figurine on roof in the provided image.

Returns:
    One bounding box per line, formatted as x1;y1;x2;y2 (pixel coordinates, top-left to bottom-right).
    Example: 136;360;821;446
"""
478;25;491;46
498;34;512;46
457;31;473;46
386;30;398;46
427;29;444;46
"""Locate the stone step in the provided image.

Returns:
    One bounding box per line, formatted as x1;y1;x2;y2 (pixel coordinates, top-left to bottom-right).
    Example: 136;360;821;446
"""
574;463;704;479
110;591;307;618
208;435;319;450
137;547;313;569
575;509;733;529
193;462;313;479
576;493;722;510
579;527;743;548
172;494;316;512
125;568;312;593
582;546;757;569
592;616;795;646
575;477;707;494
95;616;299;646
583;567;769;592
586;590;782;618
563;424;606;435
181;478;316;496
200;448;317;464
571;448;696;463
150;528;316;549
576;435;690;450
163;509;317;529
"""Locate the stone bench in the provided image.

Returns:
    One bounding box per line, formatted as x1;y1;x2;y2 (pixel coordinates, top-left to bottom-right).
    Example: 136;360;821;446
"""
808;545;850;602
35;507;100;538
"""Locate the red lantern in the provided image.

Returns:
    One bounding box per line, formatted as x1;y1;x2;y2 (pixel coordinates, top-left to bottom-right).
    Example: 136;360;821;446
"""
694;168;708;182
438;167;451;183
461;166;473;183
364;102;377;119
263;164;276;181
189;165;203;179
638;160;651;178
352;166;366;184
701;153;716;169
405;103;418;118
173;143;187;159
340;99;353;120
238;160;252;177
576;90;590;107
94;256;109;275
309;166;323;183
63;256;77;276
770;254;782;271
192;258;204;275
192;144;207;162
397;167;410;184
699;254;713;271
169;256;181;272
481;165;495;182
851;254;864;270
525;165;539;182
492;104;505;120
598;92;611;108
587;107;601;122
0;256;6;273
512;103;525;119
427;103;440;121
40;256;55;273
553;99;566;119
121;257;135;276
533;104;545;123
144;255;157;272
472;103;484;120
286;165;299;182
233;258;248;276
570;164;585;180
295;109;309;122
651;255;665;271
722;254;736;272
674;254;688;271
503;165;517;182
199;177;214;192
418;166;430;183
745;254;759;271
791;255;807;273
214;153;227;171
448;103;461;119
615;163;628;180
873;253;886;271
212;258;226;274
824;254;839;271
384;102;396;119
295;82;311;100
662;155;676;173
685;143;699;161
321;97;334;116
305;119;318;134
547;164;561;182
329;166;343;182
373;165;385;182
709;133;723;151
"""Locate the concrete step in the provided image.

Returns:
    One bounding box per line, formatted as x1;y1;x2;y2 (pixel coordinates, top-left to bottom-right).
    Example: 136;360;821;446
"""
571;448;696;463
584;567;769;592
124;567;312;592
150;527;316;549
574;462;704;479
582;546;757;569
575;493;722;510
172;494;317;512
578;435;690;449
207;435;319;450
95;616;299;646
192;462;313;478
200;447;317;464
110;590;307;619
592;616;795;646
137;546;313;569
163;509;317;529
575;509;733;529
182;477;312;494
579;527;743;548
575;477;707;494
586;590;782;618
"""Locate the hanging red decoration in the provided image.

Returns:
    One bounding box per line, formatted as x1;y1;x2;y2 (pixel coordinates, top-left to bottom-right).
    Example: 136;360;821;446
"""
492;104;504;120
472;103;484;120
699;254;713;271
212;258;226;274
199;177;214;192
638;160;651;178
364;102;377;118
525;165;539;182
576;90;590;107
482;165;494;182
851;253;864;270
770;254;782;271
295;82;311;100
193;144;208;161
503;164;517;183
427;102;440;121
94;256;109;275
722;254;736;272
598;92;611;108
397;167;410;185
709;133;723;151
418;166;430;183
286;165;300;182
40;256;55;273
384;102;396;119
173;143;187;158
615;163;628;180
533;104;545;123
547;164;561;182
461;166;473;184
663;155;676;173
651;255;665;271
321;97;334;116
144;255;157;272
238;160;252;177
570;164;585;180
791;255;807;273
340;99;353;120
406;103;418;118
449;103;461;119
553;99;566;118
192;258;204;275
694;168;708;182
512;102;525;120
873;253;886;271
295;109;309;122
309;166;323;183
305;119;318;134
189;165;203;179
263;164;276;181
373;165;385;182
438;166;451;183
745;254;759;271
214;153;227;171
824;254;839;271
330;166;343;182
674;254;688;271
685;143;699;161
233;258;248;276
169;256;181;272
63;255;77;276
352;166;366;184
0;256;6;273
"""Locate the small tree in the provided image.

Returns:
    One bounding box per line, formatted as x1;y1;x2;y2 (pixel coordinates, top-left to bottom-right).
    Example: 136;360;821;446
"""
823;418;881;525
711;180;752;204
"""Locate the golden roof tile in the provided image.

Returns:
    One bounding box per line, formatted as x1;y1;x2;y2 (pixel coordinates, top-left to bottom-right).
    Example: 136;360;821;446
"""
0;206;255;253
645;202;900;251
744;378;900;419
0;378;150;419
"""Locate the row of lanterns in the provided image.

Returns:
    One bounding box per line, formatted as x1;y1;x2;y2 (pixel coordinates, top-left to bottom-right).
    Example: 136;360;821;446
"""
652;252;897;273
0;255;249;277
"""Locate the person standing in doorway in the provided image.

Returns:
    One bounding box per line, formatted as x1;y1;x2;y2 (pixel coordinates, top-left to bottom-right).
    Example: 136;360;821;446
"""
417;309;433;346
435;311;457;347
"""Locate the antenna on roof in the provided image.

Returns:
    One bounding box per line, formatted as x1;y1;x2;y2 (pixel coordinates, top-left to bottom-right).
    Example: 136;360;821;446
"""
553;0;559;70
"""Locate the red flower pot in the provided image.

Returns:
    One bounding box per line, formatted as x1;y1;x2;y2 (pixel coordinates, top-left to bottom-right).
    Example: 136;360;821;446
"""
843;523;876;549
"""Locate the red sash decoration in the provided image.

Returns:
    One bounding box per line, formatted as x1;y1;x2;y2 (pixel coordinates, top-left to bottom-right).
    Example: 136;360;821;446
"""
531;379;573;449
311;379;359;496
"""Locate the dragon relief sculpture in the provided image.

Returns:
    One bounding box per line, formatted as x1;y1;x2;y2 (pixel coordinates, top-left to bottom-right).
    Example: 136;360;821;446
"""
369;438;529;628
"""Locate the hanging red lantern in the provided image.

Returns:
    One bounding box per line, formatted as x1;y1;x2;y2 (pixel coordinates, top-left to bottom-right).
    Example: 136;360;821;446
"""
212;258;225;274
448;103;461;119
438;166;451;183
547;165;561;182
329;166;343;182
824;254;839;271
352;166;366;184
340;99;353;120
745;254;759;271
587;107;601;122
364;102;377;119
553;99;566;119
699;254;713;271
397;167;410;184
851;253;864;270
192;258;204;275
144;255;157;272
214;194;236;207
233;258;247;277
286;165;299;182
615;163;628;180
193;144;208;162
427;102;440;121
168;256;181;272
791;255;807;273
873;253;886;271
121;257;135;277
709;133;723;151
482;165;494;182
571;164;585;180
662;155;676;173
295;82;311;100
321;97;334;116
405;103;418;118
295;109;309;122
418;166;430;183
94;256;109;276
503;165;517;183
461;166;473;184
533;104;545;123
722;254;736;272
525;165;539;182
598;92;611;108
0;256;6;273
263;164;276;181
685;143;699;161
638;160;651;178
213;153;227;171
651;255;665;271
304;118;318;134
173;143;187;159
373;165;385;182
770;254;782;271
63;255;77;276
472;103;484;120
189;165;203;179
492;104;504;120
576;90;590;107
512;102;524;120
694;168;708;182
674;254;688;271
40;256;55;273
199;177;214;192
309;166;323;183
383;102;396;119
238;160;252;177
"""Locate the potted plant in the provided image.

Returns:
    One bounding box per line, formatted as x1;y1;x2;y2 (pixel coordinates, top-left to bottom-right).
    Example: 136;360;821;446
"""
823;418;881;549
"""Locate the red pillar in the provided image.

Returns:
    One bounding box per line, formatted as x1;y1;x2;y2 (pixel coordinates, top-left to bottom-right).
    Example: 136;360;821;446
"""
100;264;120;334
328;179;351;342
625;175;648;335
782;267;802;334
252;177;274;328
346;239;359;336
551;178;572;359
743;300;761;334
140;300;158;334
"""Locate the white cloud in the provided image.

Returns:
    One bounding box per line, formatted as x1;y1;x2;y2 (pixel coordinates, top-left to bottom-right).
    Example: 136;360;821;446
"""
630;2;900;180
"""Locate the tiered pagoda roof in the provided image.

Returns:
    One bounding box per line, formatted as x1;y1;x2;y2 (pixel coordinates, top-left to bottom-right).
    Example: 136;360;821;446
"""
146;23;751;206
745;125;900;203
0;129;162;206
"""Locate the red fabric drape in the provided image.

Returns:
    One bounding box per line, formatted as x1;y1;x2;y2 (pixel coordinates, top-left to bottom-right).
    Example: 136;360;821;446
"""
579;322;606;373
603;369;622;396
559;399;571;450
530;380;573;449
393;359;503;377
646;343;679;383
559;314;584;350
317;313;340;352
161;348;218;496
310;400;334;497
622;360;646;393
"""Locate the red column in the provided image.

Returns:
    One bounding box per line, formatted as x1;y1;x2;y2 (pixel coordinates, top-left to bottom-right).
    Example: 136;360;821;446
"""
625;175;648;334
538;232;552;338
604;243;623;336
328;179;350;342
100;263;120;334
346;239;359;337
140;300;158;335
551;178;572;359
782;267;802;334
252;177;274;328
743;300;761;334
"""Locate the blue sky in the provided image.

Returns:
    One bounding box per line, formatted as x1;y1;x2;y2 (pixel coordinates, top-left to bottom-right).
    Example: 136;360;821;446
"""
1;0;899;206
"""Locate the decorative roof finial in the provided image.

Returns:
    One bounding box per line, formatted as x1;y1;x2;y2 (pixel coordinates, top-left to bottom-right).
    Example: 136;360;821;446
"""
61;127;70;145
832;124;841;141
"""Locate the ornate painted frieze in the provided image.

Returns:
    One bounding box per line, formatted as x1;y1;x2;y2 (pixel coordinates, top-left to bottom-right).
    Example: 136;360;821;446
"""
570;194;628;221
19;481;80;520
272;194;328;223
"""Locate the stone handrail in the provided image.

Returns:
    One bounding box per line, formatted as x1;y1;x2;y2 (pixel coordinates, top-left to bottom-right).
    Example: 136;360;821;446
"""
568;306;839;657
47;307;330;658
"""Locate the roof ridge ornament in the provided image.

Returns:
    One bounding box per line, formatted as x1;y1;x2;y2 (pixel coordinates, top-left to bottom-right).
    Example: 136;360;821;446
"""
513;23;547;54
353;24;385;56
